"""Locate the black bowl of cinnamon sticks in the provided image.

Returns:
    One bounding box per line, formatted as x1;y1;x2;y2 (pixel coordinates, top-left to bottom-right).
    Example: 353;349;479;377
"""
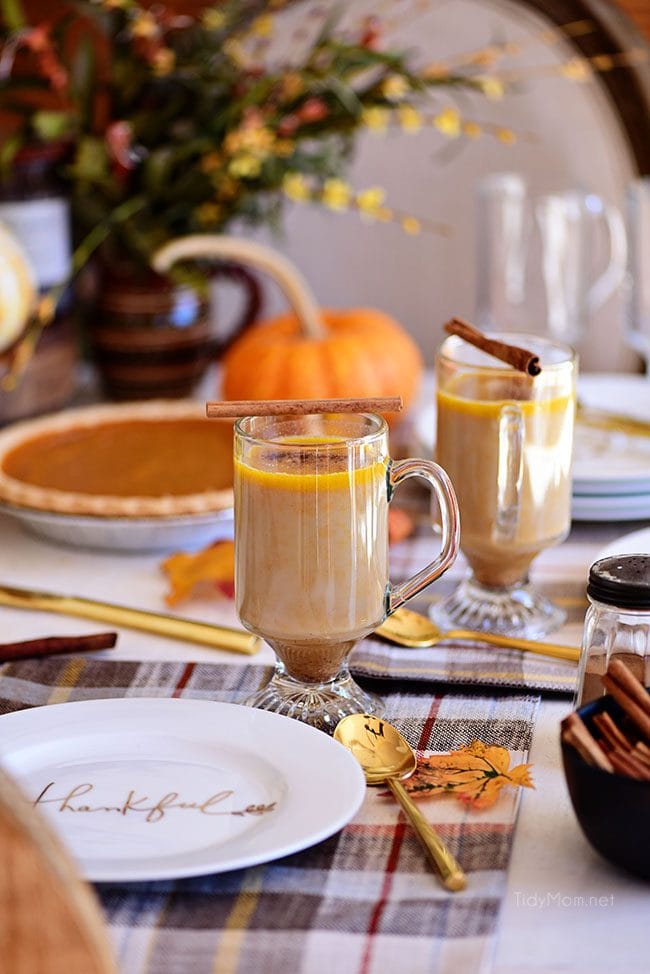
561;659;650;879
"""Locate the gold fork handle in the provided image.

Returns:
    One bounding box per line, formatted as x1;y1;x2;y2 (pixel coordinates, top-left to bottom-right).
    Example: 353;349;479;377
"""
447;629;579;662
387;777;466;892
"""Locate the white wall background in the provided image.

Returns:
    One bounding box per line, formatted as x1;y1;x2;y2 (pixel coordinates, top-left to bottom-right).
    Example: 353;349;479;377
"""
218;0;642;372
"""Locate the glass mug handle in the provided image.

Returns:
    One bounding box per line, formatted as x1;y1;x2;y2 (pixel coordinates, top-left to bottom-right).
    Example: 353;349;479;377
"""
586;197;627;315
387;459;460;614
495;404;524;542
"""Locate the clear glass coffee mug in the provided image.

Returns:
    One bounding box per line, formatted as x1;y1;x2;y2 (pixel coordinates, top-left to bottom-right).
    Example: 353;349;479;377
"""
234;412;460;731
476;172;627;345
432;333;576;638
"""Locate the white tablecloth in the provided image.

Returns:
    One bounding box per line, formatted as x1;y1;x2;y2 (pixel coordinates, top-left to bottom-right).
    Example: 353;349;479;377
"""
1;510;648;973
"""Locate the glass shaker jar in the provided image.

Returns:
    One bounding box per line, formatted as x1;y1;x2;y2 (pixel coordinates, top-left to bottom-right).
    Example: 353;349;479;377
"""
575;554;650;708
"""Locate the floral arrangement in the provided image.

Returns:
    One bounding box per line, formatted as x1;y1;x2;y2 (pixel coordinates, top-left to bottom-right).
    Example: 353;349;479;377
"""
0;0;501;274
16;0;629;389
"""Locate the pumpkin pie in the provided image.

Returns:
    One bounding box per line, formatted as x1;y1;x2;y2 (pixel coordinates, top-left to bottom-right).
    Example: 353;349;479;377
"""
0;401;234;517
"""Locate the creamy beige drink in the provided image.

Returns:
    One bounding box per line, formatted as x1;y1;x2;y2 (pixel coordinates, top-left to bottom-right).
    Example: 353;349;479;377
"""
235;438;388;683
436;373;574;587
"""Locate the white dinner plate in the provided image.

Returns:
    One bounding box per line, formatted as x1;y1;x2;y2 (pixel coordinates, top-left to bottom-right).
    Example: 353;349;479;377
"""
0;503;234;553
573;374;650;493
0;698;365;882
596;526;650;561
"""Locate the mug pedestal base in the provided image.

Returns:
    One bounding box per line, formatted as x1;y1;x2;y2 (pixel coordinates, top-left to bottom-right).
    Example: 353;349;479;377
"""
245;661;384;734
431;576;566;639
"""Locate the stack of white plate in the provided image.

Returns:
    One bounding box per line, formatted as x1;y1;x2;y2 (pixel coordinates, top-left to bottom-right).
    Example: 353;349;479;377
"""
572;374;650;522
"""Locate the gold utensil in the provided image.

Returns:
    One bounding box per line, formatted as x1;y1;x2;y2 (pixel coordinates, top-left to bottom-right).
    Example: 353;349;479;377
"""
0;584;261;655
375;606;579;662
577;402;650;439
334;713;466;892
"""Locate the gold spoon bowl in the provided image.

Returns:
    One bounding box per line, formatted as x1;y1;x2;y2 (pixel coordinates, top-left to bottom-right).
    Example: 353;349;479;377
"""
334;713;466;892
375;607;579;662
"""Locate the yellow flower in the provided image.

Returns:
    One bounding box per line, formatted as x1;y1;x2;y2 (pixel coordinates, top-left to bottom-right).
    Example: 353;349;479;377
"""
560;57;591;82
195;202;222;225
433;107;461;138
251;14;274;37
477;76;504;100
401;216;421;235
397;105;422;134
152;48;175;77
283;173;311;202
355;186;386;217
381;75;409;102
462;121;481;139
224;125;274;157
228;154;262;179
321;178;351;211
130;11;158;39
497;128;517;145
202;9;226;30
361;106;389;133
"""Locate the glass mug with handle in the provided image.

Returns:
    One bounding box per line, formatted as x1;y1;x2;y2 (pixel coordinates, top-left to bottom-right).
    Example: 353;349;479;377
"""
234;412;459;731
432;333;576;638
476;172;626;346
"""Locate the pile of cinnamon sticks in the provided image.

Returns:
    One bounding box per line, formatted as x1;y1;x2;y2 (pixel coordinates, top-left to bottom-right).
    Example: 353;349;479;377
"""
562;658;650;780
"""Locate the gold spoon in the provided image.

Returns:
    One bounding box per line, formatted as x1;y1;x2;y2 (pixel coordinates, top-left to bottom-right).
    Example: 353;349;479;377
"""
375;607;579;662
334;713;466;892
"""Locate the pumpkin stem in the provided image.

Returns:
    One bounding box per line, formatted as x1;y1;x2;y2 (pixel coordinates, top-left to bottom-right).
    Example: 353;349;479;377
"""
152;235;326;339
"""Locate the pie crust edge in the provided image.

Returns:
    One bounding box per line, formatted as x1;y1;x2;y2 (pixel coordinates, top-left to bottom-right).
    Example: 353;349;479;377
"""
0;400;234;518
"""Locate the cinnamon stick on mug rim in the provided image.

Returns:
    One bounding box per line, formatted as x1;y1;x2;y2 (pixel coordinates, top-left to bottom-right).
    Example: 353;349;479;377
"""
444;318;542;376
0;632;117;663
206;396;403;418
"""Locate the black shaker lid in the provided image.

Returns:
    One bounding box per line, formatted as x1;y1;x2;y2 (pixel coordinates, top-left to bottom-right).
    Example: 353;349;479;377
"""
587;554;650;609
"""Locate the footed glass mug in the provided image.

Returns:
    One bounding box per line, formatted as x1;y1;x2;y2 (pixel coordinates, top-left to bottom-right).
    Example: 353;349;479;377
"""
234;412;459;731
432;333;576;638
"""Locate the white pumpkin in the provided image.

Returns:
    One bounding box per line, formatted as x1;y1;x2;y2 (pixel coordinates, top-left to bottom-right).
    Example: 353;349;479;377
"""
0;221;36;353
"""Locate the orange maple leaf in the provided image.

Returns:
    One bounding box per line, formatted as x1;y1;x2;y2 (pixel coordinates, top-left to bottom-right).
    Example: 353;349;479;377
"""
402;739;534;810
161;540;235;607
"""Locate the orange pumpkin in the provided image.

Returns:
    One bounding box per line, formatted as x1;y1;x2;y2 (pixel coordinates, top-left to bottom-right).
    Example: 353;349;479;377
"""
221;307;423;416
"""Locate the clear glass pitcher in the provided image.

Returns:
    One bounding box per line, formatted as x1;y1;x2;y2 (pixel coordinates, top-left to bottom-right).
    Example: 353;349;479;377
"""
476;172;627;346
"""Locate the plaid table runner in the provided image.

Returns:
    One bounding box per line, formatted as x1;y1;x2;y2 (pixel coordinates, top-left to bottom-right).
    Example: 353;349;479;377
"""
0;657;540;974
351;531;585;696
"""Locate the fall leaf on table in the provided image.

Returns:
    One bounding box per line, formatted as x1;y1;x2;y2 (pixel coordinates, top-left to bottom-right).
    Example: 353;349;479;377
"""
161;540;235;607
402;739;534;810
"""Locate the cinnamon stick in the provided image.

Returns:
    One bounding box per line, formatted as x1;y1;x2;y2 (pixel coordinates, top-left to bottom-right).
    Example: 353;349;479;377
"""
0;632;117;663
607;658;650;717
561;712;613;772
592;711;633;752
444;318;541;376
608;747;650;781
602;664;650;743
206;397;403;418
